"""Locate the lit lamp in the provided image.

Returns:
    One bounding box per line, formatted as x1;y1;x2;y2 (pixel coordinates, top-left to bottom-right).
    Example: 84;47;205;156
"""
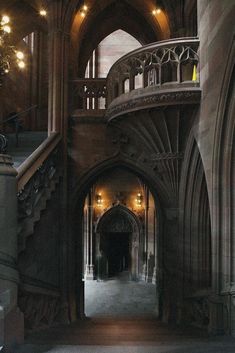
39;9;47;17
136;193;143;207
96;193;103;207
80;3;88;18
152;8;161;15
0;15;25;85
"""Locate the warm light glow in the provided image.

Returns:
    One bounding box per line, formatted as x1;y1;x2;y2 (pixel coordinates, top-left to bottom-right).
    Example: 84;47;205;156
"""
152;8;162;15
18;61;25;69
3;25;11;33
83;5;88;11
96;193;103;207
192;64;197;81
39;9;47;16
1;15;10;25
81;11;86;18
4;69;9;73
16;51;24;60
136;193;143;207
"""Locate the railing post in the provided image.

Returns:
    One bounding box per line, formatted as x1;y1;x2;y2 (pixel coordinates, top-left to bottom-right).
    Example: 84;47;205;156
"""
129;72;135;91
0;154;24;351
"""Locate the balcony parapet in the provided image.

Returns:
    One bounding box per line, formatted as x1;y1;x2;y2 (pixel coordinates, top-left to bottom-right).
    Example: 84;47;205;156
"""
106;84;201;121
71;78;107;114
105;37;200;121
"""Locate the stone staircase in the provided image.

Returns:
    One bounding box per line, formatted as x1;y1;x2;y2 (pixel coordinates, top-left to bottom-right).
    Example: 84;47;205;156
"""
6;132;47;168
6;131;62;253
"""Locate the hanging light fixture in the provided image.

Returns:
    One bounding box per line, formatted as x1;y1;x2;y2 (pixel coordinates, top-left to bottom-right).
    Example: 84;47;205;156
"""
0;15;25;86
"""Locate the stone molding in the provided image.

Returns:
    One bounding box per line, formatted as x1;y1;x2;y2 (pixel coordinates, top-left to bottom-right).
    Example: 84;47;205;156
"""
152;152;184;161
106;89;201;121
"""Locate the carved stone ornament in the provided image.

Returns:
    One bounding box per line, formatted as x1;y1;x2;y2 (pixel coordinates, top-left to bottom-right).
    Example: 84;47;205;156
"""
18;290;60;330
0;134;7;154
18;148;60;220
106;90;201;121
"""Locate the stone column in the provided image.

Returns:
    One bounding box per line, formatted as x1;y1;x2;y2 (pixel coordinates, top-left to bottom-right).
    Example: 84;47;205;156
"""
0;155;23;351
47;1;69;136
152;210;157;284
84;190;95;280
142;186;149;281
47;0;70;323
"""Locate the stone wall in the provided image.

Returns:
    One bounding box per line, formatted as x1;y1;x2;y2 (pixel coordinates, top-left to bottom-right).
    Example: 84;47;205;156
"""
197;0;235;335
18;188;62;330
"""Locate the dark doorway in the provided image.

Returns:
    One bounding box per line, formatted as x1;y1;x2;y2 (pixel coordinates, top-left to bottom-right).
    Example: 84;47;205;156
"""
106;232;130;277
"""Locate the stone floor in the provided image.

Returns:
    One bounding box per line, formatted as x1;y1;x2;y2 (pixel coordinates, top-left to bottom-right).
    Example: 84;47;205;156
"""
85;272;158;317
14;317;235;353
14;274;235;353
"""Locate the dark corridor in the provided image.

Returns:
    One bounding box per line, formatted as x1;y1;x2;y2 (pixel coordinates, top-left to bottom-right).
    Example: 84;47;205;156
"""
106;232;130;277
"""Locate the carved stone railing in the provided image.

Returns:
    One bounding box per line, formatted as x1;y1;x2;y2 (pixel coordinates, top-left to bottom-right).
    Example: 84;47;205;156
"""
0;134;7;154
17;132;62;252
71;78;107;115
106;37;200;120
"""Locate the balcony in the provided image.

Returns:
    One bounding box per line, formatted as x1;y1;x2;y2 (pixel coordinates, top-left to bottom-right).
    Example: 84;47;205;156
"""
71;78;107;119
106;37;200;121
71;37;201;121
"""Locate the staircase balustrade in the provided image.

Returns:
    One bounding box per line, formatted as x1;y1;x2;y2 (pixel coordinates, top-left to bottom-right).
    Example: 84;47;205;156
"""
106;37;200;105
16;132;62;251
71;78;107;114
71;38;200;119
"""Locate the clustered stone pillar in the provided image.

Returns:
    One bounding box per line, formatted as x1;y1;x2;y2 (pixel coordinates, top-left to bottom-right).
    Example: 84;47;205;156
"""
47;0;70;322
84;190;95;280
152;211;157;284
142;186;149;281
0;154;23;351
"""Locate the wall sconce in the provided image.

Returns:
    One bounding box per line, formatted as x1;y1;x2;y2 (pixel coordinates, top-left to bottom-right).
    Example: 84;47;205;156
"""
96;193;103;207
136;193;143;207
80;3;88;17
152;8;161;15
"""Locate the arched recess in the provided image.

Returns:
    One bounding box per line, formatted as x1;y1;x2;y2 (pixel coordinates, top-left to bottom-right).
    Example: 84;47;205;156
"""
67;158;164;321
70;0;169;77
179;131;212;329
96;205;143;280
211;39;235;335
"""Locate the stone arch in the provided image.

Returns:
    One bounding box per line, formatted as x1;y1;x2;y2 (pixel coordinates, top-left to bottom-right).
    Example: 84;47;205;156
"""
69;0;169;76
211;39;235;335
179;130;212;328
71;156;170;210
68;158;163;320
95;205;143;279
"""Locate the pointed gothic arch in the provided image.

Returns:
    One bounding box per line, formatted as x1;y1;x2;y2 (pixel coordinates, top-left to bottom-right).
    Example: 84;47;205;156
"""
95;204;143;279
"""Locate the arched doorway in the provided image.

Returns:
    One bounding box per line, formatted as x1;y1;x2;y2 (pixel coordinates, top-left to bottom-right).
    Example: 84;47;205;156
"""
76;166;160;318
96;205;141;280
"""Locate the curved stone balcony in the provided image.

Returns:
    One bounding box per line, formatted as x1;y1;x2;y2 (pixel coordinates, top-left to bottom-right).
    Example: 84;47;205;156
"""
105;37;200;122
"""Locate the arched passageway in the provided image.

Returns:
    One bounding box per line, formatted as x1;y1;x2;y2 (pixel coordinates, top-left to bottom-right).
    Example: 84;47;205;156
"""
80;167;159;317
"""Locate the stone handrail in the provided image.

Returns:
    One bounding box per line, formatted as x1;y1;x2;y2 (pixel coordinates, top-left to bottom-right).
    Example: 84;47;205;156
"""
17;132;61;192
16;132;62;252
106;37;200;106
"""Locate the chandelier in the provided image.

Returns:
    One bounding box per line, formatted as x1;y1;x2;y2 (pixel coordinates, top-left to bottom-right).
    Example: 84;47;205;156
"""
0;15;25;86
